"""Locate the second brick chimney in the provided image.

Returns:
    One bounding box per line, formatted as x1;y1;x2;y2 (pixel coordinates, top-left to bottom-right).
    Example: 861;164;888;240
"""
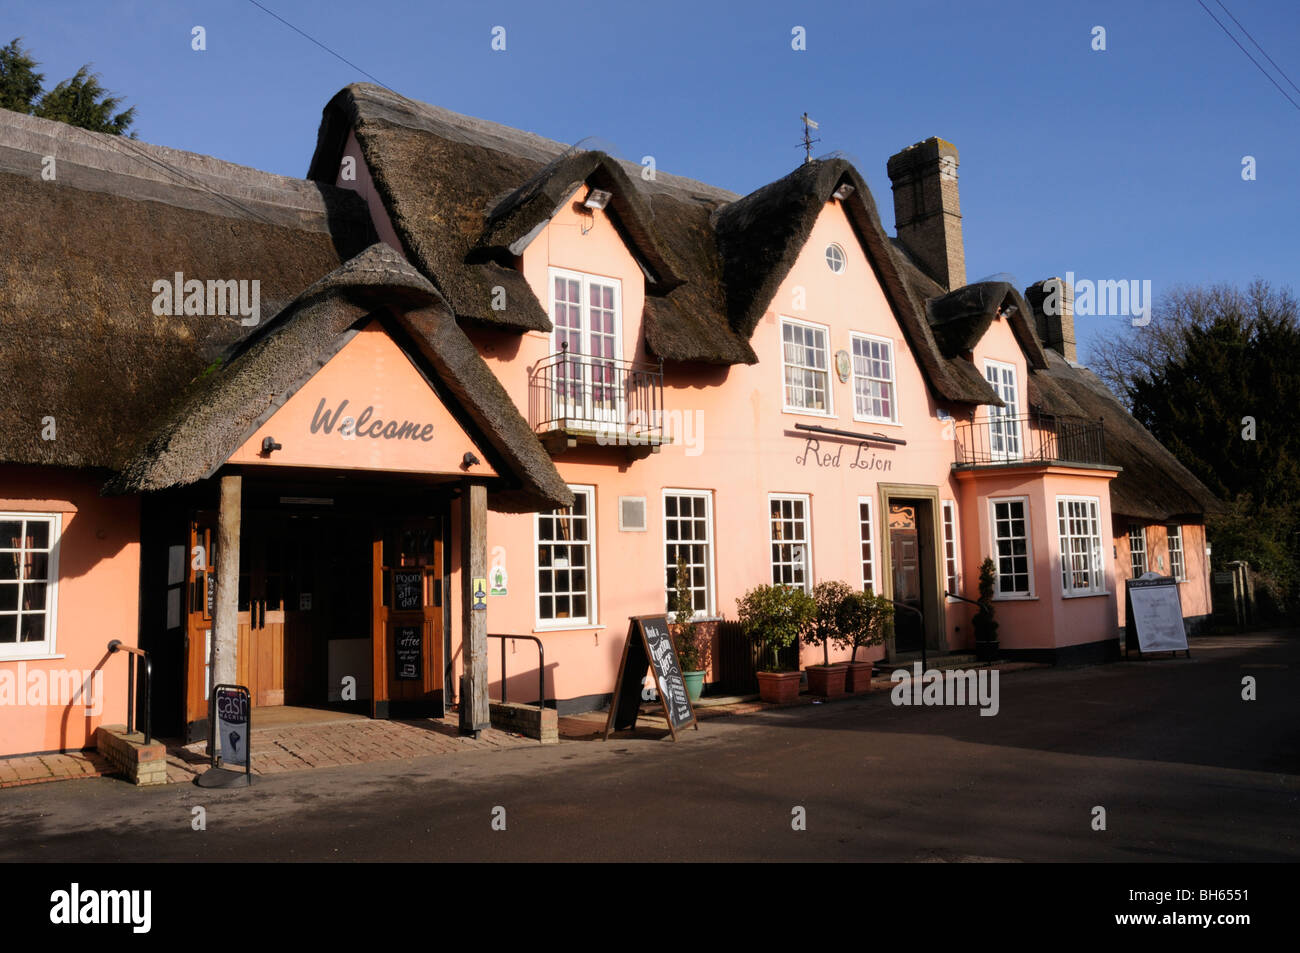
887;137;965;290
1024;277;1077;363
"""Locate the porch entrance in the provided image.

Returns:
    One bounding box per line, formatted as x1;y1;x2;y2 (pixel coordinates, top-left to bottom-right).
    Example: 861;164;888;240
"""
878;487;946;659
184;488;450;733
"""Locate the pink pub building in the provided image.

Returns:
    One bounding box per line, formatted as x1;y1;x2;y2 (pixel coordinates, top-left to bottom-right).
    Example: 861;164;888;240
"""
0;86;1218;757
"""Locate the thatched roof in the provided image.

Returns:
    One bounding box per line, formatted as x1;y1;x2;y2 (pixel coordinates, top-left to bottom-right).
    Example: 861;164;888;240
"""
308;87;1004;398
109;244;572;513
925;281;1049;369
308;85;756;362
0;106;375;473
1029;351;1221;521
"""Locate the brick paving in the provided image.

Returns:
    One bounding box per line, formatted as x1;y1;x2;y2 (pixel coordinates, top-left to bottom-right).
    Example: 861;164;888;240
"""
3;660;1051;787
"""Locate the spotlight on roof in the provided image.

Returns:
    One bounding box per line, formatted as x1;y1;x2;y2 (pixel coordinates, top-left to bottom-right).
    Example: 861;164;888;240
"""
832;183;855;201
584;189;612;210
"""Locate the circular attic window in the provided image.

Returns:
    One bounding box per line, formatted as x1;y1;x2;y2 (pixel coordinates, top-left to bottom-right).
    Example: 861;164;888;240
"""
825;243;846;274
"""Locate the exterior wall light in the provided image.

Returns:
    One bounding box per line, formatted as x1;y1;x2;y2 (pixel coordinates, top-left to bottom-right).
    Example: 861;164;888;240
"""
584;189;612;210
261;437;282;455
462;451;481;467
832;183;855;200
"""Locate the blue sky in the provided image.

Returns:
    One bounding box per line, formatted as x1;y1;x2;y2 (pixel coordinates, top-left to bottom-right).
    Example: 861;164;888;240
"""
8;0;1298;359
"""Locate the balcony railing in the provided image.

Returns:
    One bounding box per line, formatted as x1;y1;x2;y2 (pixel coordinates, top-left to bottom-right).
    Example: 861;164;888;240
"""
953;412;1108;467
529;344;665;446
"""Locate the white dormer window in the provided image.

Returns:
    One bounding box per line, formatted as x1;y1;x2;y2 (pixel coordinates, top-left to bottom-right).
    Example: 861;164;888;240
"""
548;267;623;430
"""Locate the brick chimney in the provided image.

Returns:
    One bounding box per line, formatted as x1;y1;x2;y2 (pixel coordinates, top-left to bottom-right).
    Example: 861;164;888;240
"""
1024;277;1077;363
886;137;965;290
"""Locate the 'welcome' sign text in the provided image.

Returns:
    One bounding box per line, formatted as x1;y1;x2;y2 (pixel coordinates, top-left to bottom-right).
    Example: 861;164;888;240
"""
311;398;436;442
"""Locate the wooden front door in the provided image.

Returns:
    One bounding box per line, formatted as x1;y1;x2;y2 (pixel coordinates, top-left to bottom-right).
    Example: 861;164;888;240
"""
374;517;445;716
185;512;217;729
237;522;287;707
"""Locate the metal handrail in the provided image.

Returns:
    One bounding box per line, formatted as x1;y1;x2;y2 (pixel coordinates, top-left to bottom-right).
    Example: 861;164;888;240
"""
107;640;151;744
953;412;1107;467
528;342;665;439
487;634;547;709
945;591;982;607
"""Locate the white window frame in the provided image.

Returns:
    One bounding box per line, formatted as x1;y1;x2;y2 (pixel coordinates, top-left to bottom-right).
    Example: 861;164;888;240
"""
1128;523;1147;578
779;316;834;417
534;484;597;630
547;267;625;430
984;359;1022;461
857;496;876;592
663;489;716;619
850;331;899;425
941;500;960;599
0;512;62;659
989;496;1034;599
1167;524;1186;582
769;493;813;592
1056;496;1106;597
825;243;846;274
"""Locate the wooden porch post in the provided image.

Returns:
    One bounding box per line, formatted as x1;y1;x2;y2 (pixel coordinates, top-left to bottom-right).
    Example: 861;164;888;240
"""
459;481;490;735
212;474;241;692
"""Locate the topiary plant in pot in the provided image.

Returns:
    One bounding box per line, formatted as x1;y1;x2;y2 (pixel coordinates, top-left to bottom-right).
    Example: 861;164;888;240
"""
671;552;709;702
974;557;1000;663
839;590;894;692
736;583;816;703
805;580;855;696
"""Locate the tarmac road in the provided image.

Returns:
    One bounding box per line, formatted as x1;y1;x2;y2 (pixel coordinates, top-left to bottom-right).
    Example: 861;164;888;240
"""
2;632;1296;863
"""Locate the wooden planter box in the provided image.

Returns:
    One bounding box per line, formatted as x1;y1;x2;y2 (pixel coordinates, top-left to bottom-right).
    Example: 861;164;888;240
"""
806;664;847;697
756;670;802;704
845;660;875;693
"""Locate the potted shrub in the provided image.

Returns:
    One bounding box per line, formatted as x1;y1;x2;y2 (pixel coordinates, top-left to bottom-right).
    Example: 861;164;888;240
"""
805;580;855;696
671;552;709;702
736;583;815;704
974;557;1000;662
840;590;894;692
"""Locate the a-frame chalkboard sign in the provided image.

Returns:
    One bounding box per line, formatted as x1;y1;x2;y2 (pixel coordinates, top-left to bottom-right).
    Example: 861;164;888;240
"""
603;615;698;741
1124;573;1191;659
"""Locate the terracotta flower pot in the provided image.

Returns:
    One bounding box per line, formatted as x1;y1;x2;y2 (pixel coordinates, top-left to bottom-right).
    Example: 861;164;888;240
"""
845;660;875;693
806;663;847;698
756;670;802;704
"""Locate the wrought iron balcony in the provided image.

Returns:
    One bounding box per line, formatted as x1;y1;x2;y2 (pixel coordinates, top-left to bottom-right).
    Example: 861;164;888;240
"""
528;344;666;454
953;412;1108;467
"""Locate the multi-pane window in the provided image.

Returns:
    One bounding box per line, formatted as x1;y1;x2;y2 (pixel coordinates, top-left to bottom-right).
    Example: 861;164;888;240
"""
991;498;1032;596
851;333;896;423
1057;497;1104;596
664;491;714;618
984;360;1022;460
858;497;875;592
0;513;59;656
1167;525;1185;581
548;268;622;427
781;319;831;414
535;486;595;626
769;494;811;591
941;500;959;597
1128;523;1147;578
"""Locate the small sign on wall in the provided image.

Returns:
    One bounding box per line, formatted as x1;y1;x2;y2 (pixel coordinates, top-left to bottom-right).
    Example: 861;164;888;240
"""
489;566;508;597
472;578;488;611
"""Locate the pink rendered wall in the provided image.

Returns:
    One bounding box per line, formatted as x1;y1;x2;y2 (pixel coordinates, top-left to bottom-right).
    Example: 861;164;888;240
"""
1111;518;1213;626
0;467;140;757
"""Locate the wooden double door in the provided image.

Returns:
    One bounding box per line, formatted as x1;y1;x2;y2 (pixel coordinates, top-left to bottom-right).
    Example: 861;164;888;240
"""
186;507;445;721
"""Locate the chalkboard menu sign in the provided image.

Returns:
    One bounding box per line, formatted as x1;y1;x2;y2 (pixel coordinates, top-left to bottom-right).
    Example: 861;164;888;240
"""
395;624;422;680
394;571;423;611
1124;574;1190;657
604;615;697;741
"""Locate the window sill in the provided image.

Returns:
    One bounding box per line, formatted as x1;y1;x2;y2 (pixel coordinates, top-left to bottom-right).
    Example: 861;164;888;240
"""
782;407;836;420
852;415;902;429
0;653;65;663
992;594;1037;602
1062;591;1109;599
532;624;605;634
